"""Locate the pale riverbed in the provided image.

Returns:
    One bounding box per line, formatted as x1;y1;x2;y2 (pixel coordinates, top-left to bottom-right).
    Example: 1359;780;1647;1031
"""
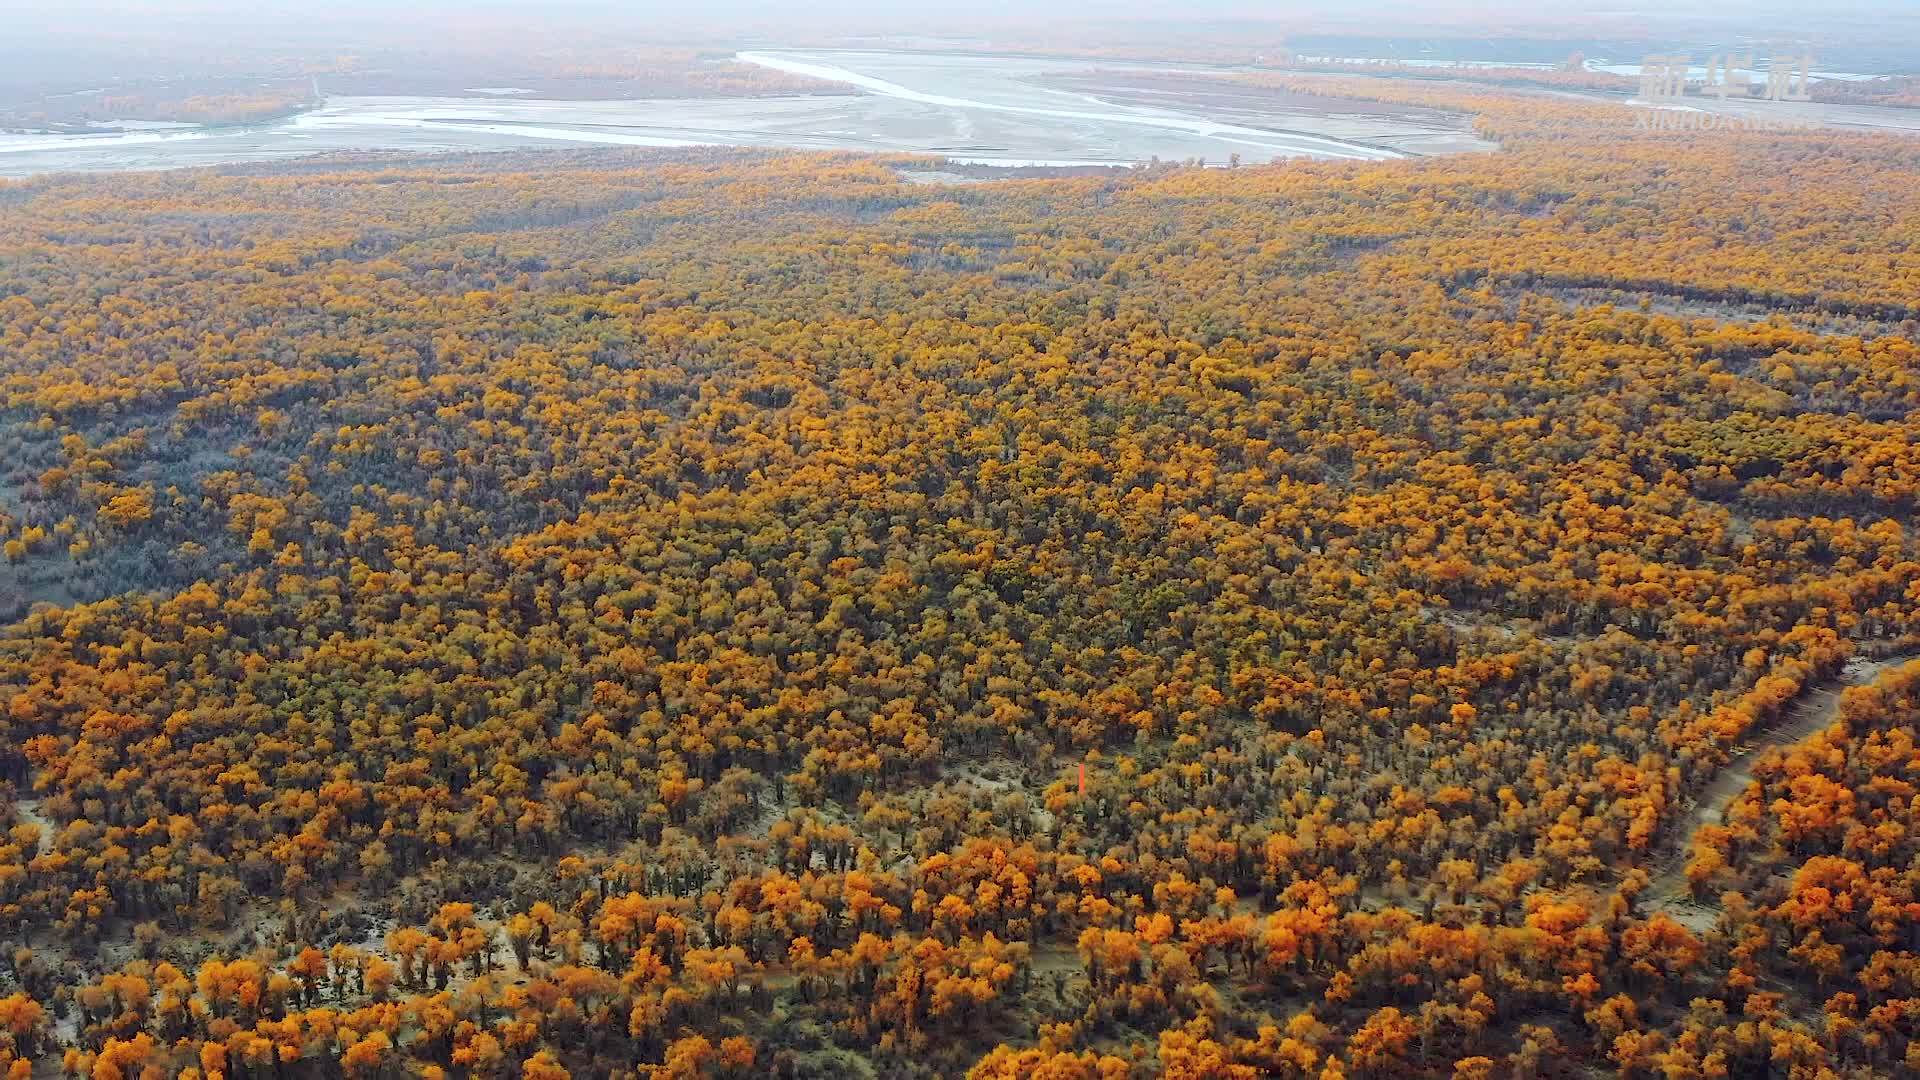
0;49;1482;176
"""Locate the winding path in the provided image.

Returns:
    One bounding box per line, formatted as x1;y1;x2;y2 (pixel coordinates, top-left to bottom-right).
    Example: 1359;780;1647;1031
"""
11;797;54;856
1645;650;1920;927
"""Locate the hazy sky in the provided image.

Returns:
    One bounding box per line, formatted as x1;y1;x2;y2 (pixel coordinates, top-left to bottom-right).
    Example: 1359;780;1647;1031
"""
1;0;1915;61
3;0;1914;25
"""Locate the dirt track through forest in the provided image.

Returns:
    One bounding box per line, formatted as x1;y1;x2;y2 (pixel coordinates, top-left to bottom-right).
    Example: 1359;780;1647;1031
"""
1645;651;1920;928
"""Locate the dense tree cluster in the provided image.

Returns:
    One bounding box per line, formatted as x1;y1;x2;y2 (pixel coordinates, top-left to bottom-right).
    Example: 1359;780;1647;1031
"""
83;92;316;127
515;50;849;98
1278;60;1634;94
1812;76;1920;110
1670;660;1920;1073
2;79;1919;1076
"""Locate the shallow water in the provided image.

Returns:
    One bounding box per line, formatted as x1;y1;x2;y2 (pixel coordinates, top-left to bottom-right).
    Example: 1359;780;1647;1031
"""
736;50;1408;162
0;49;1456;176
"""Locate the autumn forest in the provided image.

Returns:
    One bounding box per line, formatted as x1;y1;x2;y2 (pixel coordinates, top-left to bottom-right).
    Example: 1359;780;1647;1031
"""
3;77;1920;1079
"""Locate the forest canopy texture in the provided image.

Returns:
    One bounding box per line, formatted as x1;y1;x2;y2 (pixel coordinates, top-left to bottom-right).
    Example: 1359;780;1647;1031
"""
3;83;1920;1079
